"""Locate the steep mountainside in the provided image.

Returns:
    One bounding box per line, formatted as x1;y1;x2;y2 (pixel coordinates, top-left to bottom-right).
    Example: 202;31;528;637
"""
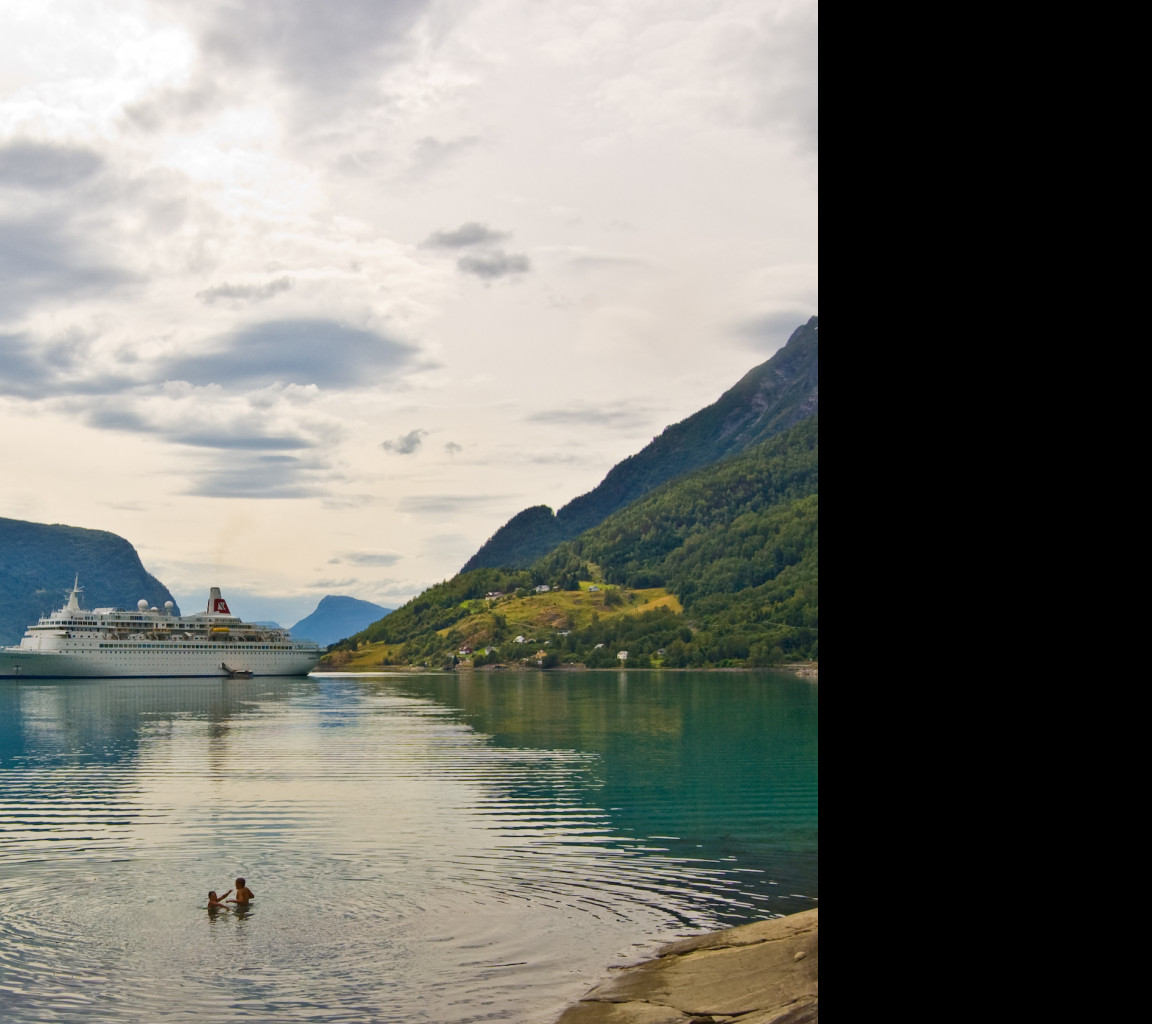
0;518;177;644
462;316;817;571
289;595;392;647
337;416;817;668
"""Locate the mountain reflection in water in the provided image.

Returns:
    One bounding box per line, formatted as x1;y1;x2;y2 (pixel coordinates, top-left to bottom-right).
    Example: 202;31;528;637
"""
0;670;817;1024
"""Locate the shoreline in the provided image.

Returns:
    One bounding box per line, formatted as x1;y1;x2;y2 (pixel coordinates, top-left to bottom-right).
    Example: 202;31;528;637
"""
316;661;818;679
552;909;818;1023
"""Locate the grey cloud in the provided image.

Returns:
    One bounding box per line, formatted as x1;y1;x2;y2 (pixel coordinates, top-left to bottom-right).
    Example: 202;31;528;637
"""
396;495;509;515
444;441;462;455
457;250;532;279
84;402;317;451
734;309;817;351
328;552;403;567
0;214;140;320
422;222;509;249
750;7;819;164
381;429;427;454
0;330;137;400
195;0;431;105
0;141;105;190
123;82;221;134
196;277;294;307
525;404;653;430
161;318;419;389
407;136;483;179
0;333;47;392
183;454;330;499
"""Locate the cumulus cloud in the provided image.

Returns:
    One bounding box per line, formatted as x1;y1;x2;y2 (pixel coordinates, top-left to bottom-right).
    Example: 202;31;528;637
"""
457;250;531;279
421;222;509;249
196;277;294;307
381;429;427;454
444;441;462;455
161;319;419;389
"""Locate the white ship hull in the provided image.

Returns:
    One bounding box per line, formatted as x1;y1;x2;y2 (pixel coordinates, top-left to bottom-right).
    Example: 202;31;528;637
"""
2;646;320;679
1;579;321;680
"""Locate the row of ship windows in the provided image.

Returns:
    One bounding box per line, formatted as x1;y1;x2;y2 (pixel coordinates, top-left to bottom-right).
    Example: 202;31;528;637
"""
97;643;290;650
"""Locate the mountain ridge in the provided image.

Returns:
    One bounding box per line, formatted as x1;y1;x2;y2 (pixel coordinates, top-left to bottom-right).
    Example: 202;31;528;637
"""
461;316;817;572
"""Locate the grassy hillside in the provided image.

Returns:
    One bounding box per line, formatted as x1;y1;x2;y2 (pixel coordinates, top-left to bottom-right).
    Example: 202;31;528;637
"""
328;416;817;670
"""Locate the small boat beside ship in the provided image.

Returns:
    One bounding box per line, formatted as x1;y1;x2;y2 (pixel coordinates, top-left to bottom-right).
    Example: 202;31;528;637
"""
1;578;321;679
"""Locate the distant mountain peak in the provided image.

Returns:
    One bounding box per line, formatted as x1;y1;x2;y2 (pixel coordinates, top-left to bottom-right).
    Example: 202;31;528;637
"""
290;595;392;648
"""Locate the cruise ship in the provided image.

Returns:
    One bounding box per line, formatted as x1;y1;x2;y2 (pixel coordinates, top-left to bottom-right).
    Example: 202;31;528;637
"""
1;578;321;679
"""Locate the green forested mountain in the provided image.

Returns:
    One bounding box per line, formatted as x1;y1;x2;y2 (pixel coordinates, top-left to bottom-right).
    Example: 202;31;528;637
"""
461;316;818;572
0;518;177;644
333;414;817;668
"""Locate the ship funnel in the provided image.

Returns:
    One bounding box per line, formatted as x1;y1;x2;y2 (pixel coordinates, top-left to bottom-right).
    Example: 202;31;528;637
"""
207;587;231;615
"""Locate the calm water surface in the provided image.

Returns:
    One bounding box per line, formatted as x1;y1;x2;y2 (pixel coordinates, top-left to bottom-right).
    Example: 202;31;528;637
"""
0;670;817;1023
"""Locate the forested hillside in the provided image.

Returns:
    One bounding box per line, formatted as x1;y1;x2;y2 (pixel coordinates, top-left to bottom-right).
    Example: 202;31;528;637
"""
0;518;177;644
462;316;818;571
331;415;817;669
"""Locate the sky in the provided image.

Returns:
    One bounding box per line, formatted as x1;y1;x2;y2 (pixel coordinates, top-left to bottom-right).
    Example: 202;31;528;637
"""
0;0;817;627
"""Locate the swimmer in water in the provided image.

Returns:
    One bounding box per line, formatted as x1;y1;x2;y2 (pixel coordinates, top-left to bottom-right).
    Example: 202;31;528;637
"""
228;878;254;905
207;889;232;909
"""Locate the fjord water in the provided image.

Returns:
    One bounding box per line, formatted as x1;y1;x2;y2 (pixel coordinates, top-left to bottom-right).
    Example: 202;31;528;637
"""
0;671;817;1023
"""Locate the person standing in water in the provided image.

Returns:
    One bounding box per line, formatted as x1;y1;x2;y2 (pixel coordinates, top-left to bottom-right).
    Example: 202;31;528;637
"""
229;878;254;905
207;889;232;909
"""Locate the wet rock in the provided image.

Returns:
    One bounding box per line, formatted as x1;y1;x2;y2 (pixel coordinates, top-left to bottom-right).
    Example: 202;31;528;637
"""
554;908;818;1024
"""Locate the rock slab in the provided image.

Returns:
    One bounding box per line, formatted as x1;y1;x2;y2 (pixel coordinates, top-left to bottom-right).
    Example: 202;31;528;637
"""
554;908;818;1024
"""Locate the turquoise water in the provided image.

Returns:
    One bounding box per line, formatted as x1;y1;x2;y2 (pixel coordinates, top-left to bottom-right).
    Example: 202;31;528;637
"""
0;670;817;1023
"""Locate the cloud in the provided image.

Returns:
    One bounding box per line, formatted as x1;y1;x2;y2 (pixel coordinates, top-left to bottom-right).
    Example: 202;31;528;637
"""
0;213;140;320
396;494;510;515
746;5;819;164
733;309;817;352
183;454;333;499
193;0;431;109
196;277;294;307
0;140;105;190
406;136;483;180
161;319;419;389
328;552;403;567
457;250;531;279
525;403;654;430
444;441;462;455
381;428;427;454
421;222;510;249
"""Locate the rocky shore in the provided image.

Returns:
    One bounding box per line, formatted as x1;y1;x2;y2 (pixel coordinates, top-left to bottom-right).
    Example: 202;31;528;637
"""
553;909;818;1024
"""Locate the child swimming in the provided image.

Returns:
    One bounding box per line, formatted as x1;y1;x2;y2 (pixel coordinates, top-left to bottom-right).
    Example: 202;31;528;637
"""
207;889;232;909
